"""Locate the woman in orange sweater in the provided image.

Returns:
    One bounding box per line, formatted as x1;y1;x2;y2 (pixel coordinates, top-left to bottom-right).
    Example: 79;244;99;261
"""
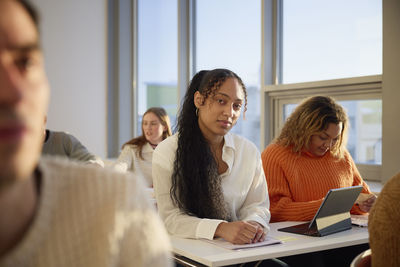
261;96;376;222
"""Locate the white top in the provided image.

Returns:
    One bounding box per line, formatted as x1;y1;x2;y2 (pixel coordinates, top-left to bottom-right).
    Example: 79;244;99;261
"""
0;157;172;267
153;132;271;240
114;142;153;186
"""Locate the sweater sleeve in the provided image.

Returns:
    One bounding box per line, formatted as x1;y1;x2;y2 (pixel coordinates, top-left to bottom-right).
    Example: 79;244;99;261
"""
261;144;323;222
117;173;173;267
113;146;134;172
347;152;372;215
152;138;225;240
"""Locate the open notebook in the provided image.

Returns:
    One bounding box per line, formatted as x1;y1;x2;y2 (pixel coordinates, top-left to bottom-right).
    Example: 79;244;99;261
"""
278;185;363;237
203;236;282;250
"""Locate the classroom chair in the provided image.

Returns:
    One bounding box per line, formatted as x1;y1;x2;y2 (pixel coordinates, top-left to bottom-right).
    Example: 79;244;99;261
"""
350;248;371;267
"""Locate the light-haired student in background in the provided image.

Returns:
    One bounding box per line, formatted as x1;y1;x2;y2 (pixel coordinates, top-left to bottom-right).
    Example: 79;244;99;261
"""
113;107;172;186
0;1;172;266
153;69;288;267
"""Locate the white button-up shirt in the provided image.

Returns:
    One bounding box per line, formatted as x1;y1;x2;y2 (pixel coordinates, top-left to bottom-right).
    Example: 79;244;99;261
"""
153;132;271;240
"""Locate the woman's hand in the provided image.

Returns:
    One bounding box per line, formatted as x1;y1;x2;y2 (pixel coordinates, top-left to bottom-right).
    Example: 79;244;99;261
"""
214;221;265;244
247;221;266;243
359;194;377;212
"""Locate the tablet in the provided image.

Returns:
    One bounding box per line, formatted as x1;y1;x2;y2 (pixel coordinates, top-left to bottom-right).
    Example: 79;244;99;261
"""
278;185;363;237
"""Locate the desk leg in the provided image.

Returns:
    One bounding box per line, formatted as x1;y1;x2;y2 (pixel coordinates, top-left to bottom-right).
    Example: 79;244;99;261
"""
174;254;207;267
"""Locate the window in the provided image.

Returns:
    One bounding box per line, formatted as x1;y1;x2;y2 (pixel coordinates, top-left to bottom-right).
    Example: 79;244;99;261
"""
138;0;178;132
127;0;389;181
282;0;382;83
195;0;261;147
263;0;383;180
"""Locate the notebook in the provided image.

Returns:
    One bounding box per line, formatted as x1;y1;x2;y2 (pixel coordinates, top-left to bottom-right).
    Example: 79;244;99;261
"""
278;185;363;237
203;236;282;250
351;214;368;227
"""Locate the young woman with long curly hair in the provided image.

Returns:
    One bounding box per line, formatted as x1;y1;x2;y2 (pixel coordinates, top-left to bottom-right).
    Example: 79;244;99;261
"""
153;69;271;245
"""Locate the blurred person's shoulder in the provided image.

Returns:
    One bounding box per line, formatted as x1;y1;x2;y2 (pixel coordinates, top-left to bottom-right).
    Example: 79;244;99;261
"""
11;157;173;266
39;156;152;208
154;133;178;154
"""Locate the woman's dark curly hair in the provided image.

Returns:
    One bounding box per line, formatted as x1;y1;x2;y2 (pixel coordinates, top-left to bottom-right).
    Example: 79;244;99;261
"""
170;69;247;220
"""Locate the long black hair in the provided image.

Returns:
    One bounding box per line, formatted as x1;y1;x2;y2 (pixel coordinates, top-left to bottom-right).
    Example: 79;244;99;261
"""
170;69;247;220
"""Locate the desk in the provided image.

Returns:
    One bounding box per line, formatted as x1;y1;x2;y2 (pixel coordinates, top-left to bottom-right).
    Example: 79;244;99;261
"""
171;221;368;267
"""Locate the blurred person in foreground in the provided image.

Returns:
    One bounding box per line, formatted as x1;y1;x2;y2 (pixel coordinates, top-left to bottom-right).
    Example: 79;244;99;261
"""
0;0;172;266
369;172;400;267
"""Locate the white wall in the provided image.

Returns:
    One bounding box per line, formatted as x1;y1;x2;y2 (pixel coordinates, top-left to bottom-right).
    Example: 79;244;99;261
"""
32;0;107;158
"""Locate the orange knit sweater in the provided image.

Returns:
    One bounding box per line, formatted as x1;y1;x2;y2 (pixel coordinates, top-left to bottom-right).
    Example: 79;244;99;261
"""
261;143;371;222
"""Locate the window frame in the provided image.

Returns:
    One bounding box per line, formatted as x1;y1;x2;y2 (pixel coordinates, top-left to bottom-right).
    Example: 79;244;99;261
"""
113;0;400;182
261;0;383;181
264;75;382;181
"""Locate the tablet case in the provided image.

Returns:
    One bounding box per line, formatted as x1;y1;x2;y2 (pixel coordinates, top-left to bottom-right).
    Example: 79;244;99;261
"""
278;185;363;237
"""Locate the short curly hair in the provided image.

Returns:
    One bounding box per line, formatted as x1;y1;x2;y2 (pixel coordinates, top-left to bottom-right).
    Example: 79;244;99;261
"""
275;95;349;158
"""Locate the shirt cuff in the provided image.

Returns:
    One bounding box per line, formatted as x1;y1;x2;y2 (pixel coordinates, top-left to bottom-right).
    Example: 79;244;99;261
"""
196;219;226;240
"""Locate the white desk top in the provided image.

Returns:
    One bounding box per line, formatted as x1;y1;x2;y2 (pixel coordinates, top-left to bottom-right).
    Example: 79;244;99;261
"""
171;221;369;267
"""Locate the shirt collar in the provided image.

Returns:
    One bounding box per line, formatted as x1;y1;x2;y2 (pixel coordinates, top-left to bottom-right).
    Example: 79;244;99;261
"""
143;142;155;152
221;133;235;176
223;132;235;151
